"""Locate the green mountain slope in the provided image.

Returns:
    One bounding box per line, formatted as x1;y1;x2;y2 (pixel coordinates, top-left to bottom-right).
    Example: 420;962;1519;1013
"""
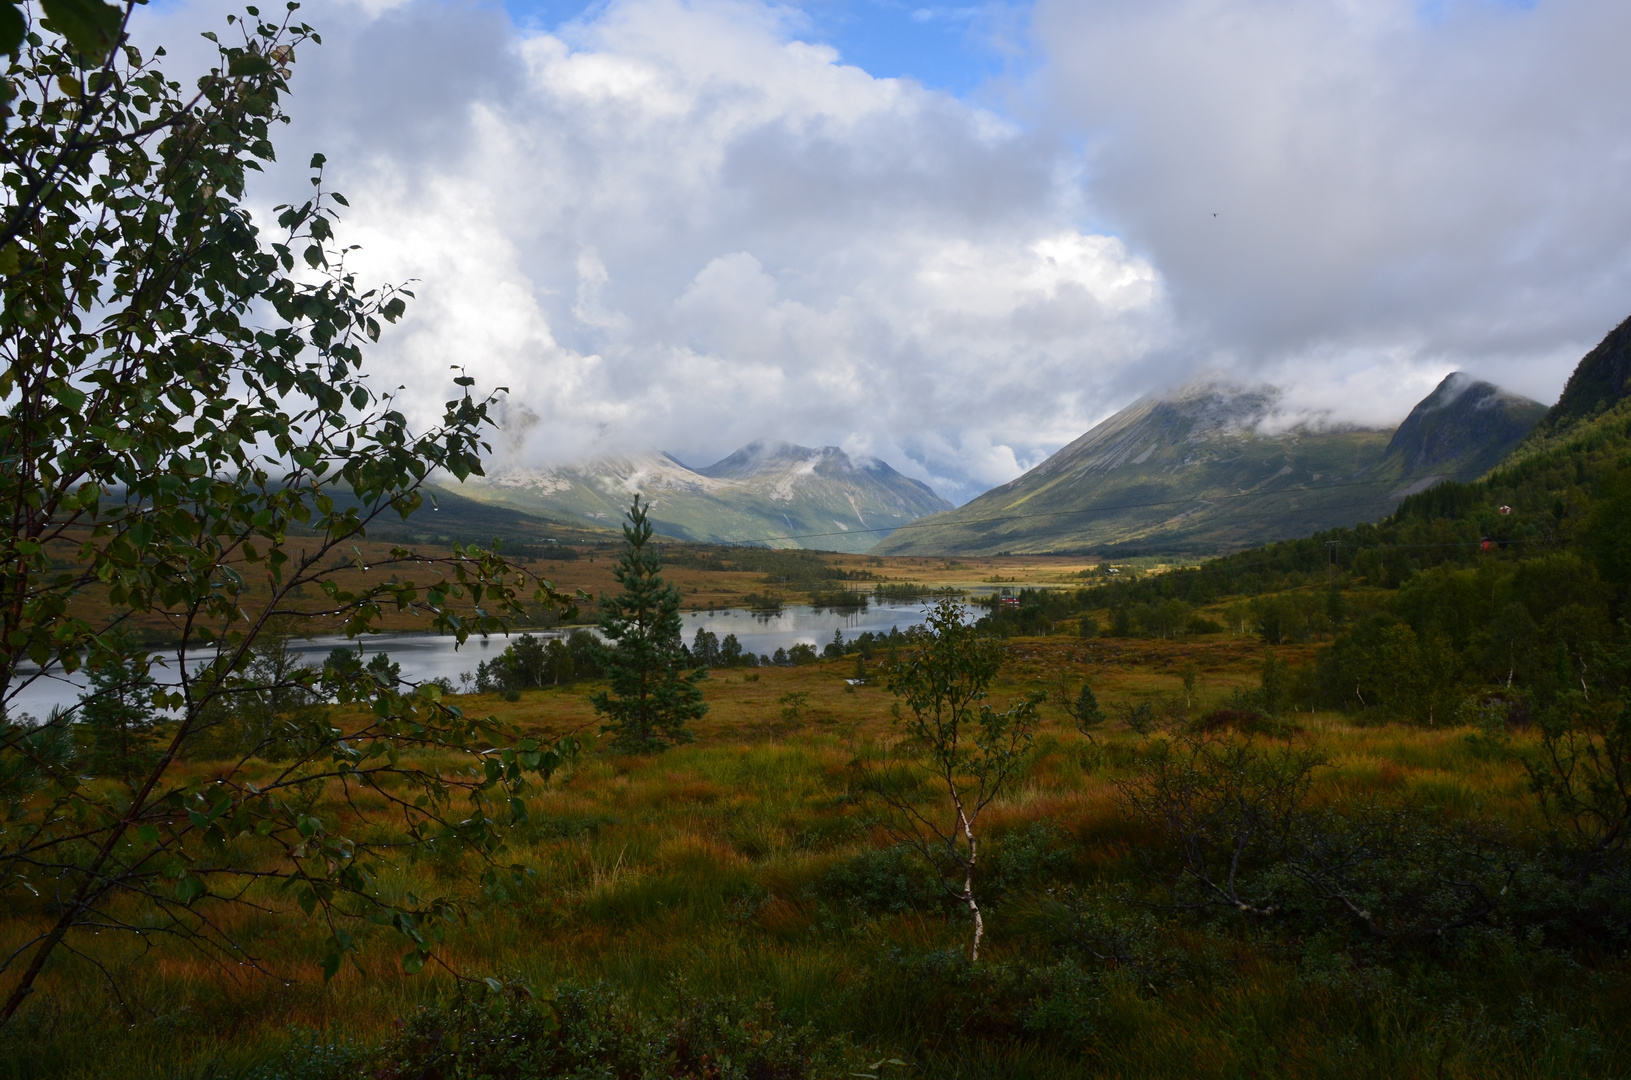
1040;314;1631;674
876;376;1544;557
1533;314;1631;436
451;441;952;553
1377;373;1548;483
1041;317;1631;621
321;484;618;551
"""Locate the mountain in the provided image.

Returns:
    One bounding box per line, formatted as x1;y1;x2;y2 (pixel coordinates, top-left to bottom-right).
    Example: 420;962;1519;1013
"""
875;376;1545;557
1377;373;1549;492
319;484;618;550
1536;315;1631;436
452;440;953;553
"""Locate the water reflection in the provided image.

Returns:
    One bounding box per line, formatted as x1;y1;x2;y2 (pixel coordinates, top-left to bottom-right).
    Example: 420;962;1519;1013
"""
678;601;933;660
6;602;936;719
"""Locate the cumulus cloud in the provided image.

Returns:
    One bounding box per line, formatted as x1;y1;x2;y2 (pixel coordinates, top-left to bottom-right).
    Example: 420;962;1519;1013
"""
1032;0;1631;417
129;0;1630;505
135;0;1169;502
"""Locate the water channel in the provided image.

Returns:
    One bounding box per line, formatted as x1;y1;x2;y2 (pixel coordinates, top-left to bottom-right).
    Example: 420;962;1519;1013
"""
7;601;940;720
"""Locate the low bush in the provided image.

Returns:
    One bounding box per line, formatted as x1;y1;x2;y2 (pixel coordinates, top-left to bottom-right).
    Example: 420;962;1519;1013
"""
1192;708;1303;739
816;844;943;916
252;983;843;1080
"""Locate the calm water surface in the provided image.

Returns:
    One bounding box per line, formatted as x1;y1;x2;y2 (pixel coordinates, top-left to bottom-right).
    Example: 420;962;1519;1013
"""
7;602;937;719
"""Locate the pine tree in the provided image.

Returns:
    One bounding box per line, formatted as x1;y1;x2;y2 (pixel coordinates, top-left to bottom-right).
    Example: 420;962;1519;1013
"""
78;635;157;782
591;497;707;752
1070;683;1106;737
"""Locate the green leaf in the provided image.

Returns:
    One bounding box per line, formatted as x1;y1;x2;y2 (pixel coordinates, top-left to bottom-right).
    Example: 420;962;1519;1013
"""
227;51;271;77
39;0;122;61
174;874;207;904
0;0;25;57
400;950;425;974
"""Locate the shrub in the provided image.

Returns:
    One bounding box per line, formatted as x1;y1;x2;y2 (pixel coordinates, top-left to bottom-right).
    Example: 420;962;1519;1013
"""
817;844;942;916
353;983;841;1080
1193;709;1302;739
986;822;1075;900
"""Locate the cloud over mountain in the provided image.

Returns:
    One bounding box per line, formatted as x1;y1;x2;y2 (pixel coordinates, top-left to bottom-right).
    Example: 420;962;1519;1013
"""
138;0;1168;503
1033;0;1631;415
131;0;1631;504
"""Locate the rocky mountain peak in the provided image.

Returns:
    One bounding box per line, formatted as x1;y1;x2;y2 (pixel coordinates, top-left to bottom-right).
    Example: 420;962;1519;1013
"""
1382;373;1546;478
458;439;949;551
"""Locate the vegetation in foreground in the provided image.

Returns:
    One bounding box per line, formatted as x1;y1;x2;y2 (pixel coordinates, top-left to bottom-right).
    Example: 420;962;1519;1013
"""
3;1;1630;1077
3;610;1629;1078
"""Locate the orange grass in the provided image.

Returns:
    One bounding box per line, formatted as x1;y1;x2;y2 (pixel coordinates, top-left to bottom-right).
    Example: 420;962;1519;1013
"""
1;629;1603;1079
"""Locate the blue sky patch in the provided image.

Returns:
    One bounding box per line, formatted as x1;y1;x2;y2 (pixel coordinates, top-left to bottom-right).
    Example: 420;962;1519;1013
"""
502;0;1032;97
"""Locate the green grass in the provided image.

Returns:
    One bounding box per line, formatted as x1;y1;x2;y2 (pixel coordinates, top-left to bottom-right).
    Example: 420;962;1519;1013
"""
3;637;1628;1079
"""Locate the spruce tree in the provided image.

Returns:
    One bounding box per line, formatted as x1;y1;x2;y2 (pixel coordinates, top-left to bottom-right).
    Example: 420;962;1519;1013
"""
1070;683;1106;738
78;637;156;782
591;497;707;752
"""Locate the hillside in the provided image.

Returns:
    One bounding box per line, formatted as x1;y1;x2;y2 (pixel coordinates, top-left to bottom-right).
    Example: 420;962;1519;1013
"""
451;440;952;553
876;375;1543;557
1377;372;1548;489
339;484;616;549
1535;313;1631;435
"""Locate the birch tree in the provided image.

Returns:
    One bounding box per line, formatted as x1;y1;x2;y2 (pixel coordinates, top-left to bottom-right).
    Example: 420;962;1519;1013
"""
858;596;1038;961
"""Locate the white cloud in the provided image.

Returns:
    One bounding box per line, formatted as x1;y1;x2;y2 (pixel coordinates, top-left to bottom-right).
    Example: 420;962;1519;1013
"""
128;0;1631;508
131;0;1169;502
1032;0;1631;420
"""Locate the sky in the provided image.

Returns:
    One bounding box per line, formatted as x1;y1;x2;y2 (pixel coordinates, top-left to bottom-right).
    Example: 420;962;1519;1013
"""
135;0;1631;503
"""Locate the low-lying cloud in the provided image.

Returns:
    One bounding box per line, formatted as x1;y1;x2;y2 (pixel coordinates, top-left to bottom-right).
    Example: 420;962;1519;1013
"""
1034;0;1631;417
140;0;1168;502
132;0;1631;504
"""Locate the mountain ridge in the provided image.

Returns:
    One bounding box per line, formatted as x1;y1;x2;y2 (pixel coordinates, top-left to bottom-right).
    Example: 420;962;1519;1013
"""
1536;315;1631;437
875;374;1544;556
1380;373;1548;486
452;441;952;552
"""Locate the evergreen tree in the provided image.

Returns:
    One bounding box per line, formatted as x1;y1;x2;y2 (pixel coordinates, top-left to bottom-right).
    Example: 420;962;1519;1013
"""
1070;683;1106;737
78;635;156;782
591;497;707;752
691;629;722;668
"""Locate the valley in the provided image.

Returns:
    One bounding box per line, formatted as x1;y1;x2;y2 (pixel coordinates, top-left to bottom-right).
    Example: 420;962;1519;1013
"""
5;5;1628;1078
455;441;952;553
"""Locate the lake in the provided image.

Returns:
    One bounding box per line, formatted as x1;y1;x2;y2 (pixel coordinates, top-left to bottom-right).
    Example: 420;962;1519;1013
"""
6;601;938;719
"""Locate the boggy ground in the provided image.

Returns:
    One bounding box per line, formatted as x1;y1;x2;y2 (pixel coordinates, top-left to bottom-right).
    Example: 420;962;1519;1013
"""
2;633;1626;1080
51;540;1106;640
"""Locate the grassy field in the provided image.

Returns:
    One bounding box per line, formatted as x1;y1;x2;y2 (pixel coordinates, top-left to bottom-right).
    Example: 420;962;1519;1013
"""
4;612;1625;1080
45;537;1112;642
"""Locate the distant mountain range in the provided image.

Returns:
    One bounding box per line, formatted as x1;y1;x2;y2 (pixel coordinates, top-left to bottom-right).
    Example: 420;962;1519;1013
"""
452;440;953;553
874;374;1546;556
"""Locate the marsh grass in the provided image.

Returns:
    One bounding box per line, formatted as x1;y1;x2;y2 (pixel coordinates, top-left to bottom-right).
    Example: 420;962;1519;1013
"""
3;635;1627;1078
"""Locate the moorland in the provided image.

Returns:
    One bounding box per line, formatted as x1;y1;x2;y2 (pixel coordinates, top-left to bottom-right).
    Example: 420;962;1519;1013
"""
7;528;1631;1079
4;7;1631;1079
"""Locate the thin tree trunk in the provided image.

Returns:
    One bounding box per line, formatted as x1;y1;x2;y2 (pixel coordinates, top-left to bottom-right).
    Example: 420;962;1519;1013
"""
960;811;982;963
966;880;984;963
